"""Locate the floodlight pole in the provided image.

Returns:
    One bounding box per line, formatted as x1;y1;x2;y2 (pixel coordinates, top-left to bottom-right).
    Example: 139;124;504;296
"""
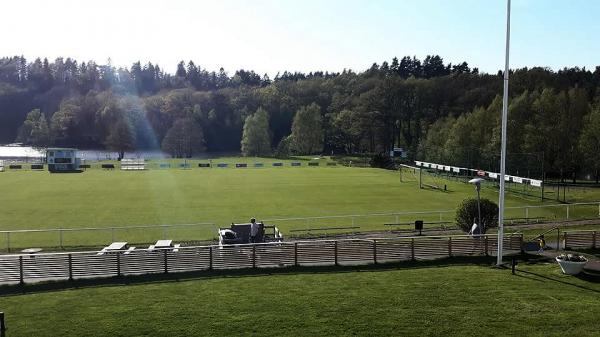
497;0;511;266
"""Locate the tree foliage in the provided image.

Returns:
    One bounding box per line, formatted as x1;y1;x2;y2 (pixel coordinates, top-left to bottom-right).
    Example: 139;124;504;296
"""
290;103;323;155
241;107;271;156
455;198;499;234
161;118;206;158
16;109;52;146
1;55;600;180
104;119;135;160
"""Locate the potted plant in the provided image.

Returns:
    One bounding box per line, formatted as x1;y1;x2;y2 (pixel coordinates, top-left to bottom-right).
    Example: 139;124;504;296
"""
556;254;588;275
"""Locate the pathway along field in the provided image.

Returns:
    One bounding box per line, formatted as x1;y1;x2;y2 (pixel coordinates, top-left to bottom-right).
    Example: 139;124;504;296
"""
1;261;599;337
1;164;599;247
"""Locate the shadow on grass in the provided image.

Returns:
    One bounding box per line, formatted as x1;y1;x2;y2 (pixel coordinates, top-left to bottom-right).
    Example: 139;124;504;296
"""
514;267;600;293
0;255;502;297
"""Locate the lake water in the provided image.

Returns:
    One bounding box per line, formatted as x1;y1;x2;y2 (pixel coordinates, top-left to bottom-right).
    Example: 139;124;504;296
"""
0;145;237;161
0;145;167;161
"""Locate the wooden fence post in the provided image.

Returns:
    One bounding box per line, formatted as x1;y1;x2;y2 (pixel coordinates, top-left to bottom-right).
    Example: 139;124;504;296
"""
520;234;524;253
334;241;338;266
593;231;597;249
484;236;489;256
209;246;213;271
294;242;298;267
68;254;73;281
564;232;568;250
0;311;5;333
373;239;377;264
448;237;452;257
252;245;256;268
116;253;121;277
19;255;24;285
411;238;415;261
163;250;168;274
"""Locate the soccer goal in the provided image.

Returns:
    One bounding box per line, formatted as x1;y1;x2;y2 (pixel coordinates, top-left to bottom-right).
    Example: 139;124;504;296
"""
398;164;420;183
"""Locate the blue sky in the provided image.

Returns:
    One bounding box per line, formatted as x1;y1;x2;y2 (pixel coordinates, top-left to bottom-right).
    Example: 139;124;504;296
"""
2;0;599;76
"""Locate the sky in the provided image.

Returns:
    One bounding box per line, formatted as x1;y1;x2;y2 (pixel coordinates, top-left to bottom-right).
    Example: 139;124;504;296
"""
2;0;600;76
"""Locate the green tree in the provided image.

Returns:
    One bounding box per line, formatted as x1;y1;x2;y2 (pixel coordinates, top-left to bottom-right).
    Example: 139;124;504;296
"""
161;118;206;158
579;107;600;183
16;109;52;146
290;103;323;155
104;119;135;160
241;107;271;156
331;109;363;154
50;101;81;145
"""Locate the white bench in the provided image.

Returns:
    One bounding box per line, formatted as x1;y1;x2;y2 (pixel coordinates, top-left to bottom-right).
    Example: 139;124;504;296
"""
121;159;146;170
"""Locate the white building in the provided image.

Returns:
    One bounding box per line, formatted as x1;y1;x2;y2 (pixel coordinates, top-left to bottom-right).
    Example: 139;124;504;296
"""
46;148;81;172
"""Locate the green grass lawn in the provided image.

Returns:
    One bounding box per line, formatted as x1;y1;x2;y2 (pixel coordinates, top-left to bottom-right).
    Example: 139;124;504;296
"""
1;260;599;337
1;160;600;249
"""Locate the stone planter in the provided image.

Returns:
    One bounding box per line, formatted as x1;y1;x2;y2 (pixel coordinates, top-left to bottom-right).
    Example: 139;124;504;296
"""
556;256;587;275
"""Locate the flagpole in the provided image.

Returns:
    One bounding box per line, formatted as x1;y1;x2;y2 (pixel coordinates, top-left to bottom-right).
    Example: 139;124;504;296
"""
497;0;511;265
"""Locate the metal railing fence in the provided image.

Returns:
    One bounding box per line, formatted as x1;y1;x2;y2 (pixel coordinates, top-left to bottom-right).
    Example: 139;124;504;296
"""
1;223;216;252
264;202;600;233
3;202;600;250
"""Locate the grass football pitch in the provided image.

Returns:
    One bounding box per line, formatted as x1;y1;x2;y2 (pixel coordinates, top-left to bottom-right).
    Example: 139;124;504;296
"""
1;159;599;249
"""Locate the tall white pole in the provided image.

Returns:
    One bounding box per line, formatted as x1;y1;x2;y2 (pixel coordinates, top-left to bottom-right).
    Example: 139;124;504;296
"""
497;0;511;265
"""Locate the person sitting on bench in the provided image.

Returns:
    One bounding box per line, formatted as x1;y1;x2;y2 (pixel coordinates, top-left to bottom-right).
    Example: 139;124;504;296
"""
250;218;259;243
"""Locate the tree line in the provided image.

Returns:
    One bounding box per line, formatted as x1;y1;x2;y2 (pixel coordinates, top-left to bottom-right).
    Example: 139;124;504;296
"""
2;55;600;179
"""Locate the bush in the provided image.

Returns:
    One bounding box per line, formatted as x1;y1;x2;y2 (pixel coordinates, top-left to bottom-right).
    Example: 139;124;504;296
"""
369;153;395;169
455;198;499;234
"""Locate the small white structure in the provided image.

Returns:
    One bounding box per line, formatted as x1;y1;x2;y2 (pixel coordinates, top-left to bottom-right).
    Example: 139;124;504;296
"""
46;148;81;172
0;160;4;172
120;158;146;170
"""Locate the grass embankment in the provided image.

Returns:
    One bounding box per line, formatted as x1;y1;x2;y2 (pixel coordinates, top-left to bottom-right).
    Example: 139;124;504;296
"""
1;261;599;337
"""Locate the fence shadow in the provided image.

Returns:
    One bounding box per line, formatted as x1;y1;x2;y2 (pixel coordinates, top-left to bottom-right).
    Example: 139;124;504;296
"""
514;268;600;292
0;255;501;297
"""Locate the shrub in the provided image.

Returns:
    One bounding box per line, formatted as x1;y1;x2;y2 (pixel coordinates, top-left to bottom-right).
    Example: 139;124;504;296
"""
455;198;499;234
369;153;395;169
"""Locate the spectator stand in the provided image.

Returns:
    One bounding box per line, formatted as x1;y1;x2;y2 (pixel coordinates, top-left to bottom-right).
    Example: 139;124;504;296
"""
121;159;146;171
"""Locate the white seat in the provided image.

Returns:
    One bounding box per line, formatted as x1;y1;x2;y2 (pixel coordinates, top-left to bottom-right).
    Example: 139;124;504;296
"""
124;247;136;255
173;244;181;252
